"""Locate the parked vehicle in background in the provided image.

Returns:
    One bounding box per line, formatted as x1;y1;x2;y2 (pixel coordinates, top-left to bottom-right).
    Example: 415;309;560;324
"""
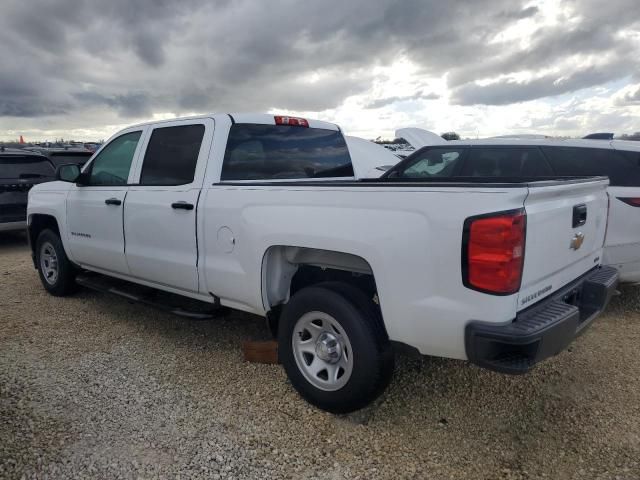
583;133;614;140
27;113;618;412
83;142;102;153
344;136;400;178
25;146;93;167
0;148;55;232
385;136;640;284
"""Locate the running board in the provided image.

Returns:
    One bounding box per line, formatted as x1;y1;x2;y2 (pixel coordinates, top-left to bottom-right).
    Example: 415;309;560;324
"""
76;272;227;320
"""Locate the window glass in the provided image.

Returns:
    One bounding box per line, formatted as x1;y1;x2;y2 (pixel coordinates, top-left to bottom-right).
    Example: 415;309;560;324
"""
48;151;93;166
542;147;640;186
395;148;465;178
460;147;552;177
0;156;55;179
221;124;353;181
89;131;141;185
140;124;205;185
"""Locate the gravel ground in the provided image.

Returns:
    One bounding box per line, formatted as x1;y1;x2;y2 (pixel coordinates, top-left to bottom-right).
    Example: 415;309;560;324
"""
1;231;639;480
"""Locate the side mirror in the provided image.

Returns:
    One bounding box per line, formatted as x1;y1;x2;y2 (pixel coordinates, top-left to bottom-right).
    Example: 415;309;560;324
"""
55;164;81;183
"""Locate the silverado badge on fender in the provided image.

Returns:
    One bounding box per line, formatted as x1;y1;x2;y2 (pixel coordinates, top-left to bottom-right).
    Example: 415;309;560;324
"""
570;232;585;250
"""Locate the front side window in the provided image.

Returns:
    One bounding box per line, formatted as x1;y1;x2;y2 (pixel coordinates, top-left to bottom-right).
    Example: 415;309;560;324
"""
88;131;141;186
394;148;465;178
139;124;205;185
221;124;353;181
460;147;552;177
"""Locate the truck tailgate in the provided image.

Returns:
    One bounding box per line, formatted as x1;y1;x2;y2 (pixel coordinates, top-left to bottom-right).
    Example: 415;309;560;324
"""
518;178;609;311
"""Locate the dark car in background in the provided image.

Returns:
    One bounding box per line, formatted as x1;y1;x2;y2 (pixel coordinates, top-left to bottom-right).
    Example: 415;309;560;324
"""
25;146;94;167
0;148;55;232
383;139;640;284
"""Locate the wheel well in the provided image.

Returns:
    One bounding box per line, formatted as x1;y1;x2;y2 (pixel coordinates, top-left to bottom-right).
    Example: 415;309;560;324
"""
28;214;60;258
262;246;382;336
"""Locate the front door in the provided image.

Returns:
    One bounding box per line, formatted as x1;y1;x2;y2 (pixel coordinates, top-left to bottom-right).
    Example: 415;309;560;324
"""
66;129;145;274
124;119;213;292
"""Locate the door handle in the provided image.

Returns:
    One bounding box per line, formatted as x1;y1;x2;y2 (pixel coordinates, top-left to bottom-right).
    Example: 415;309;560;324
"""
171;201;194;210
572;204;587;228
105;198;122;206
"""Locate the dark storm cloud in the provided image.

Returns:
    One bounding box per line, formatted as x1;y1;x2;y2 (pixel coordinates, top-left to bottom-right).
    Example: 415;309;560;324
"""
447;0;640;104
365;91;439;109
453;61;628;105
74;92;153;118
495;6;539;20
617;86;640;105
0;0;638;120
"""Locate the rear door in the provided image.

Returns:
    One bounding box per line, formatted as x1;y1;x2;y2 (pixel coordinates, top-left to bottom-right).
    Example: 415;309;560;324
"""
518;178;609;310
124;118;213;293
66;128;145;274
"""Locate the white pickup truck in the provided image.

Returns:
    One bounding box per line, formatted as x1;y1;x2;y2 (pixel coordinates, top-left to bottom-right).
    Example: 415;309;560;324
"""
27;113;618;413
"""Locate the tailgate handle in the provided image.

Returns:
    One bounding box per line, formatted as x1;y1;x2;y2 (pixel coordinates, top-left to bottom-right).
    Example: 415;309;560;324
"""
573;204;587;228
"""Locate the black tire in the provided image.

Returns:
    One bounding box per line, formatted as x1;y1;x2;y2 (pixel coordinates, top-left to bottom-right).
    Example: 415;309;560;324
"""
278;282;394;413
35;229;77;296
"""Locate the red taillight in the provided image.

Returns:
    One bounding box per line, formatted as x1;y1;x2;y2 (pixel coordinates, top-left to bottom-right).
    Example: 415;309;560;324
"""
463;209;526;295
618;197;640;207
274;115;309;127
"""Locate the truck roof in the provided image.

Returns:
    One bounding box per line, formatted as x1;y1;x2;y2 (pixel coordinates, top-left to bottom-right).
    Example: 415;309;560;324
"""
124;113;340;132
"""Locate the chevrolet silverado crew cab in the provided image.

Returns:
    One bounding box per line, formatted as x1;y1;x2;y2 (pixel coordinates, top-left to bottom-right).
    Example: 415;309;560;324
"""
27;113;618;413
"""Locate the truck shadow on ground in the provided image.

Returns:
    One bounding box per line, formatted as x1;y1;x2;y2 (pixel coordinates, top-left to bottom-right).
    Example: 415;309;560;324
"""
0;231;28;249
72;282;638;420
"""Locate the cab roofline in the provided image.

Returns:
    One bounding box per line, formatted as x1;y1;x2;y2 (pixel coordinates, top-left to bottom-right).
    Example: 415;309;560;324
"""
114;113;340;132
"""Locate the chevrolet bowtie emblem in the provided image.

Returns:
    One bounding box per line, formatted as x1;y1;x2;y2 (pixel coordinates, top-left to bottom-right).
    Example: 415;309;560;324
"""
570;232;585;250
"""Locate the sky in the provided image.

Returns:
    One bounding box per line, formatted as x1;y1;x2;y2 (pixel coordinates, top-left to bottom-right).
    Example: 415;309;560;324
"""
0;0;639;142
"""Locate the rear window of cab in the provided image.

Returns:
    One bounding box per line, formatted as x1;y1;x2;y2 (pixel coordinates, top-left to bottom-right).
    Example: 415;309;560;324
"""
221;124;353;181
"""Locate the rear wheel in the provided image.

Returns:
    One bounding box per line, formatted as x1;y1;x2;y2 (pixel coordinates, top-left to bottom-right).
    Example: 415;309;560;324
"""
278;283;394;413
36;229;77;296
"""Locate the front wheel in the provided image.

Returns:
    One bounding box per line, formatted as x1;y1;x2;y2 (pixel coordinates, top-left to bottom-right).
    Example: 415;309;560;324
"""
278;283;394;413
35;229;77;296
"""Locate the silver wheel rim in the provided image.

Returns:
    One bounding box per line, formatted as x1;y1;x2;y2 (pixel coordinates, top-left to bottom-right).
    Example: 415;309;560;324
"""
292;311;354;391
40;241;59;285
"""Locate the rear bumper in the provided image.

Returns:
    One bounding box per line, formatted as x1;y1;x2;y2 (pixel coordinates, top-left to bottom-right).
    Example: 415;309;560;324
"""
465;265;619;374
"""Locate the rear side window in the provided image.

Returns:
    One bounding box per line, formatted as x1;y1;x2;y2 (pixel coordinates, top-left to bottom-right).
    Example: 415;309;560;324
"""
221;124;353;181
395;148;465;178
543;147;640;186
0;156;55;179
460;147;552;177
140;124;205;185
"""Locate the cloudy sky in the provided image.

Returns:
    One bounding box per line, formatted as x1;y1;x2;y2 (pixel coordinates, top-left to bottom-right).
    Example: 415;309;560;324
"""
0;0;639;141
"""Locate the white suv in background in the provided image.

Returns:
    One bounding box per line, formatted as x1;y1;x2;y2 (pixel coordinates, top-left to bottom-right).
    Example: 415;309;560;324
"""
385;136;640;284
